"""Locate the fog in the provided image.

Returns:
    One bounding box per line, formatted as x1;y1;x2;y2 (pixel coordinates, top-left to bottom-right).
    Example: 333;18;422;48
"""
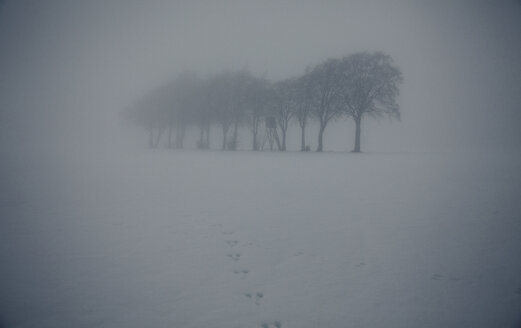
1;1;521;327
1;0;520;153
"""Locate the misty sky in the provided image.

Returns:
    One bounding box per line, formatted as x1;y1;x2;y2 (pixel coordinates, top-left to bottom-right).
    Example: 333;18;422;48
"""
1;0;520;152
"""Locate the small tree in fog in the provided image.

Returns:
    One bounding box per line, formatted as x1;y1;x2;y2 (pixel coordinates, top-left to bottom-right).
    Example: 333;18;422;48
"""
228;70;252;150
207;72;232;150
294;71;313;151
123;84;171;148
270;78;299;151
194;78;212;149
245;76;271;151
169;71;200;149
209;70;248;150
339;52;402;152
307;58;343;152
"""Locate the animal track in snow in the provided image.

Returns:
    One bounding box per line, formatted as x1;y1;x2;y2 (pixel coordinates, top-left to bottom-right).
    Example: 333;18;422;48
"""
227;253;241;261
226;240;238;247
222;231;234;235
261;321;282;328
356;262;366;267
233;269;249;278
245;292;264;305
431;273;442;280
515;287;521;295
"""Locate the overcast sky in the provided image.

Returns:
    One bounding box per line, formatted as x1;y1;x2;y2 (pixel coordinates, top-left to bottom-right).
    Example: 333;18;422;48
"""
1;0;520;152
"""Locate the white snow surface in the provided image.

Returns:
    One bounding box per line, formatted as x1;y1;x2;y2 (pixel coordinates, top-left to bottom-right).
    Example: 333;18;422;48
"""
1;148;521;328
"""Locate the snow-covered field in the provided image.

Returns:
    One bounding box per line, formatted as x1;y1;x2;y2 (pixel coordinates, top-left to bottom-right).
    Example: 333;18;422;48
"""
1;148;520;328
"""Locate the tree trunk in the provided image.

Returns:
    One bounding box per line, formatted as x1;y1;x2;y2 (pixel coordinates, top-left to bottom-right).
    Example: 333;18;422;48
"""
167;125;173;148
222;124;229;150
274;132;282;151
231;120;239;150
252;126;258;151
353;117;361;153
316;124;325;152
198;122;205;149
154;127;164;148
252;116;259;151
175;122;185;149
252;133;258;151
205;122;211;149
300;123;306;151
167;110;174;149
281;128;287;151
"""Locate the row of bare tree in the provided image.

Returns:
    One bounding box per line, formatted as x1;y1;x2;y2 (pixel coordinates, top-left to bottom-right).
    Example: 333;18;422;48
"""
122;51;403;152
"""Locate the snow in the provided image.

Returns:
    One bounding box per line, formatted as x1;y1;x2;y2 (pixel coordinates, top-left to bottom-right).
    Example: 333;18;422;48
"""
1;148;520;328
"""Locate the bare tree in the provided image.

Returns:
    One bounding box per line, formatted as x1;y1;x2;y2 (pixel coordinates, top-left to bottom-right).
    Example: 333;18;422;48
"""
194;78;212;149
228;70;252;150
170;71;200;149
206;70;248;150
339;52;402;152
294;71;313;151
245;76;271;151
307;58;343;152
207;72;234;150
122;83;171;148
124;51;402;153
271;78;299;151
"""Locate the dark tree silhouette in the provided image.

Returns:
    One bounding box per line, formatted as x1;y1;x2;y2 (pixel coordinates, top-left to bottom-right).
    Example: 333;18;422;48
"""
170;71;200;149
122;83;171;148
123;51;403;153
271;78;298;151
295;72;313;151
192;78;213;149
245;76;271;151
307;58;343;152
208;72;235;150
208;70;251;150
339;52;402;152
228;70;252;150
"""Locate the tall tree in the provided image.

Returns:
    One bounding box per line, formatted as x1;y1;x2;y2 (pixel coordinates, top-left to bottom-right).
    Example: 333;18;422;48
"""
245;76;271;151
122;83;171;148
170;71;200;149
208;70;250;150
228;70;252;150
339;52;402;152
271;78;298;151
208;72;235;150
307;58;343;152
294;72;313;151
194;78;212;149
